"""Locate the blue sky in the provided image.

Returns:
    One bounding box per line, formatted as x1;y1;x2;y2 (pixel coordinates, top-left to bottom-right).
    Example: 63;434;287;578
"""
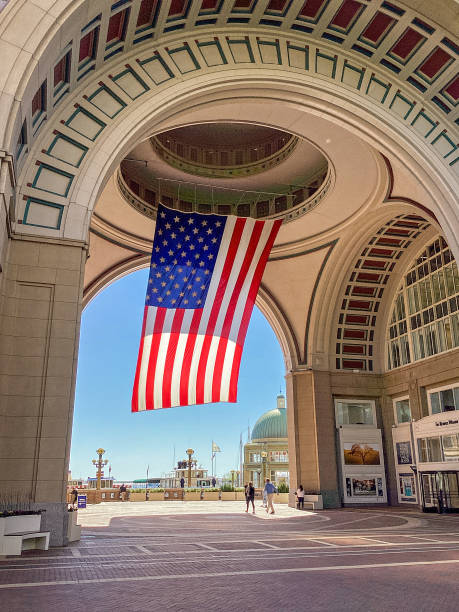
70;268;285;481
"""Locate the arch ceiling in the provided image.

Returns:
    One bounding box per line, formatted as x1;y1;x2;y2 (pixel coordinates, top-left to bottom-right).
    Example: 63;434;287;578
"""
0;0;457;375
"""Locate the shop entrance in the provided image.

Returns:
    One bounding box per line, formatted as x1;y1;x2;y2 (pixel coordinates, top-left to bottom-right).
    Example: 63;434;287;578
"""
420;472;459;513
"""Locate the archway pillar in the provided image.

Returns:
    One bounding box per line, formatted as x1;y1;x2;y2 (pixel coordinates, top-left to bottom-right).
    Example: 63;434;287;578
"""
0;234;86;545
286;369;340;508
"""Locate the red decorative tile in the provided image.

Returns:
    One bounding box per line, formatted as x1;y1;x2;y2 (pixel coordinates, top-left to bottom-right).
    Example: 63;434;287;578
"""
360;11;395;46
266;0;289;12
368;247;394;257
298;0;328;21
362;259;387;269
348;300;372;310
351;286;377;296
343;329;367;339
442;75;459;103
79;28;99;62
136;0;159;27
342;358;365;369
168;0;189;17
329;0;364;32
356;272;381;283
107;10;127;43
345;314;369;325
390;27;425;61
343;344;365;354
417;47;452;80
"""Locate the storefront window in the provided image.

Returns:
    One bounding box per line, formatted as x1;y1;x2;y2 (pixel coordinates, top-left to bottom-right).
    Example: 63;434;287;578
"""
428;437;442;462
335;400;375;426
418;435;458;462
418;438;428;462
394;397;411;424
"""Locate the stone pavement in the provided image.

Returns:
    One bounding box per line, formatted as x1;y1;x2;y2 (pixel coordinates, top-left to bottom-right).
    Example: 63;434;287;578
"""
1;503;459;612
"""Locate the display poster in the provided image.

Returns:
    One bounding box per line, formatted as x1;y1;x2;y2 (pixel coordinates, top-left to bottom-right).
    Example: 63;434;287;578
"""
343;442;381;465
352;478;377;495
396;441;412;464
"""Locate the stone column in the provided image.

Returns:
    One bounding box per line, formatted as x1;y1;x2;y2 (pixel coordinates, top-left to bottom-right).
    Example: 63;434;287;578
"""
0;235;86;545
286;368;340;508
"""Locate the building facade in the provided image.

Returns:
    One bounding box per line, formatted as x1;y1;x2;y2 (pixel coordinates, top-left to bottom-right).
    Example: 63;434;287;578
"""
0;0;458;544
243;394;289;487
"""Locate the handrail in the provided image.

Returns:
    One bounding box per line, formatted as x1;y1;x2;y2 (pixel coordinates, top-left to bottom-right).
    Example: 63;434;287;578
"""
150;134;299;179
116;163;332;224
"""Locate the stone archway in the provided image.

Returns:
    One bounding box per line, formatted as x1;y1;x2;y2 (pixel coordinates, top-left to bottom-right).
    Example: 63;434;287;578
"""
1;0;458;544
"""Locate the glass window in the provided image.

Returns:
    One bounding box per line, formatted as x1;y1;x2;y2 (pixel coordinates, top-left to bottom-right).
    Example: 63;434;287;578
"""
418;438;428;462
429;385;459;414
394;398;411;424
442;434;459;461
427;437;442;462
335;400;375;426
430;391;441;414
441;388;455;411
386;237;459;370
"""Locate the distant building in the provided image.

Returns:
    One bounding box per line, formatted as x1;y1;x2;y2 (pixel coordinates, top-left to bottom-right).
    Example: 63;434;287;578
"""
162;458;212;488
243;394;289;487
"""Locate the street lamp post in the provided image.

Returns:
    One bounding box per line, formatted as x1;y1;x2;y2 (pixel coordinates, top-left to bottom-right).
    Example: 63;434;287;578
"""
261;451;268;484
91;448;109;490
186;449;194;487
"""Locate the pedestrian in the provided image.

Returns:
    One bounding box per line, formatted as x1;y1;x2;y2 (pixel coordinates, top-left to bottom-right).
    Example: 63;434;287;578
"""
296;484;305;510
212;477;216;487
120;483;127;501
245;482;255;514
180;477;185;488
263;478;278;514
70;488;78;508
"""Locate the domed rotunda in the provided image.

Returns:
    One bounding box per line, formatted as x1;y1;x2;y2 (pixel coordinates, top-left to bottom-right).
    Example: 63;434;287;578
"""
243;394;289;488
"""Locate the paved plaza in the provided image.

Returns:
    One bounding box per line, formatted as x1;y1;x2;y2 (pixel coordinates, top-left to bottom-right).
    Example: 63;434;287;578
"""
1;502;459;611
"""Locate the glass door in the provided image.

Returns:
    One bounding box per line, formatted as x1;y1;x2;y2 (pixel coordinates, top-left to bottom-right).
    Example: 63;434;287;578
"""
421;473;437;510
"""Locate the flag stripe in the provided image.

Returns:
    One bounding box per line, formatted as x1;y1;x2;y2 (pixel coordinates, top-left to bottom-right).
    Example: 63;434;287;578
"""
180;309;203;407
144;307;166;411
228;219;282;396
214;221;274;401
203;219;254;403
210;220;264;402
196;217;246;405
161;308;185;408
170;309;196;408
131;306;148;412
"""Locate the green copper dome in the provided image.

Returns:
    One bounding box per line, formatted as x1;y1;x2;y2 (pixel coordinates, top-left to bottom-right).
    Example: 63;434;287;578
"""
251;395;287;440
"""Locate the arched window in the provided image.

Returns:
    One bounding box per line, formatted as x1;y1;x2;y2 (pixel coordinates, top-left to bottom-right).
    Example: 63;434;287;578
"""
386;237;459;370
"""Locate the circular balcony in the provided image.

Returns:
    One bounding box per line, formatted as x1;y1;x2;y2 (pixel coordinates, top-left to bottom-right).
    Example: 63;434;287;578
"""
116;162;332;224
151;126;299;179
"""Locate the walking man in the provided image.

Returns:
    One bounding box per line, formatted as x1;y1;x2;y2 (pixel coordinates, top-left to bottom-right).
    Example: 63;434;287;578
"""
263;478;277;514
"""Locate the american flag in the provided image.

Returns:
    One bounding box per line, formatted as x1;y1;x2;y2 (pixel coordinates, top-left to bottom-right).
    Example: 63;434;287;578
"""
132;204;281;411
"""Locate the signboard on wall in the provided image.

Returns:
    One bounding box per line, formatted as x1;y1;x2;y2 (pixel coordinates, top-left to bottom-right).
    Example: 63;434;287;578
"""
343;443;380;465
396;441;412;464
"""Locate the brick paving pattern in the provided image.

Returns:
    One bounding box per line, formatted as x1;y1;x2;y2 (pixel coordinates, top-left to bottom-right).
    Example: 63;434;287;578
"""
1;503;458;611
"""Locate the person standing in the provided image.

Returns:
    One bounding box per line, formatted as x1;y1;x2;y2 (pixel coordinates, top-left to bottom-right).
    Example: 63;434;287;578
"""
245;482;255;514
296;484;305;510
70;488;78;508
119;483;127;501
263;478;277;514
